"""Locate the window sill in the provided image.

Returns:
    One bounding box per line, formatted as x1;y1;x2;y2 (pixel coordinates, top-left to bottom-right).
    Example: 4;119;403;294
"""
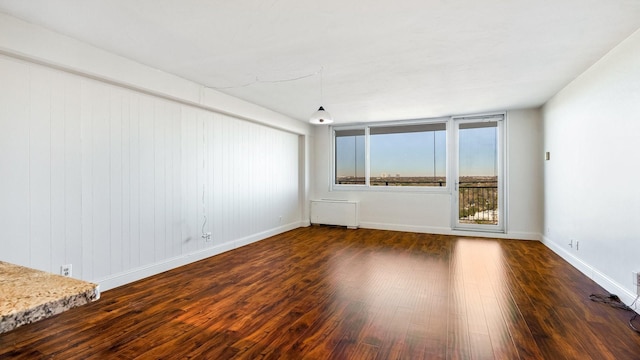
331;184;451;194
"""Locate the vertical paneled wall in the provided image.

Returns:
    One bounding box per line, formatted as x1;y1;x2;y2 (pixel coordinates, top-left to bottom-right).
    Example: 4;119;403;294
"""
0;54;301;286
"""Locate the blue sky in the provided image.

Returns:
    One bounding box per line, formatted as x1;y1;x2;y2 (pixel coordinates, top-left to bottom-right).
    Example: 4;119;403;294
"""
370;131;446;177
459;127;498;177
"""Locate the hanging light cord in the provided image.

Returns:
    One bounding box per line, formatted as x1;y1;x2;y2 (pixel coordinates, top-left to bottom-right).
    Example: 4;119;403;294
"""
201;184;207;235
201;122;207;237
320;66;324;104
206;68;322;90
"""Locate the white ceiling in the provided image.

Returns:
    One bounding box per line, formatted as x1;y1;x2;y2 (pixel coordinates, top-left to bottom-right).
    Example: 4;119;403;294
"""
1;0;640;124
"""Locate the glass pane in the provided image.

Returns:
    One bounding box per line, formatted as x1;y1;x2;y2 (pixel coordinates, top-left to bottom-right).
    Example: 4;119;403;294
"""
335;130;365;185
458;123;498;225
369;127;446;187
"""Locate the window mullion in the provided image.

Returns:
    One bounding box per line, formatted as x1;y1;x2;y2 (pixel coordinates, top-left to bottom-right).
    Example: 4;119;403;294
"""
365;126;371;187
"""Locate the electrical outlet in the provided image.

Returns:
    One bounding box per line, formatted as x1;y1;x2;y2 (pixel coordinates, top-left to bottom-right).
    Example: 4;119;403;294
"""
202;232;212;242
60;264;72;277
633;271;640;295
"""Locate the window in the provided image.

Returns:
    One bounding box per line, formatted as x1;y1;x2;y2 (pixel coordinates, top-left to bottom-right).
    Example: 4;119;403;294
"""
333;120;447;189
335;129;365;185
370;123;446;187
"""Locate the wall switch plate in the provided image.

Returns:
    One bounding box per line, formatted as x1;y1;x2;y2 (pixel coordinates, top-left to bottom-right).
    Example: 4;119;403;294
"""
60;264;72;277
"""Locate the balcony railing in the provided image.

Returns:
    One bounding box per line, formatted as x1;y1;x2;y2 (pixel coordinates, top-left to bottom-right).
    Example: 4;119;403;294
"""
458;181;498;225
336;177;446;186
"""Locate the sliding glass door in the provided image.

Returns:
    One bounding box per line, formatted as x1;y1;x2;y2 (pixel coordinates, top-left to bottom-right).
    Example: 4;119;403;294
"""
452;115;505;232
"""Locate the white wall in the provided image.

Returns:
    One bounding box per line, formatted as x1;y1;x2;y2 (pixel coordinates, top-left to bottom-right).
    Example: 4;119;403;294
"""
0;14;310;291
507;109;544;238
543;29;640;305
311;109;544;240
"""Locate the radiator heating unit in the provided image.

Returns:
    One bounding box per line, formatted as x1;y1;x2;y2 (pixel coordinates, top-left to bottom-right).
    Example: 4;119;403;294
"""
310;200;359;229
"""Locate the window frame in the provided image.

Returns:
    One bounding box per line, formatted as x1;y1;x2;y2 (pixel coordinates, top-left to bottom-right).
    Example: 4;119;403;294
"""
331;117;450;193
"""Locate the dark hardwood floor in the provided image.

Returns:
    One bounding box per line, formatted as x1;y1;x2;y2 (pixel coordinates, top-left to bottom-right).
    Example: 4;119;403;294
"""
2;227;639;359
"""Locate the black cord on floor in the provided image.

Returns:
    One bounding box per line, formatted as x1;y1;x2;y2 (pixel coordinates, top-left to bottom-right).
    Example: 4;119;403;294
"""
589;293;632;310
630;314;639;333
589;293;640;334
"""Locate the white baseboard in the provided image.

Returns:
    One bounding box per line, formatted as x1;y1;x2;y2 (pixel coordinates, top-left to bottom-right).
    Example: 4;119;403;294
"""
501;231;542;241
542;235;639;311
358;221;542;241
94;222;303;291
299;220;311;227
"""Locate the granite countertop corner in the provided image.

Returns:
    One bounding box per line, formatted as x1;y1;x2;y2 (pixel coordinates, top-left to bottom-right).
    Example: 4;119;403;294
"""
0;261;100;334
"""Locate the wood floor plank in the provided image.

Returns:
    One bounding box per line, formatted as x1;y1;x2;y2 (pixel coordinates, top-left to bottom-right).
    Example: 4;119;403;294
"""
2;227;640;359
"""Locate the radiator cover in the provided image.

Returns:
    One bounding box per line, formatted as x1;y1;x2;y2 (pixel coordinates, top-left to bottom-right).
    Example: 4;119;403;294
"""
310;200;359;229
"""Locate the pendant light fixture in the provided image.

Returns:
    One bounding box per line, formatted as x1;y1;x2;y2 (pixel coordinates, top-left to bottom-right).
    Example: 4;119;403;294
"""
310;68;333;125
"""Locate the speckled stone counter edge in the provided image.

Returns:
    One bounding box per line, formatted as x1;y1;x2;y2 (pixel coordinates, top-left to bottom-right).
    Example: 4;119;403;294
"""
0;262;100;334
